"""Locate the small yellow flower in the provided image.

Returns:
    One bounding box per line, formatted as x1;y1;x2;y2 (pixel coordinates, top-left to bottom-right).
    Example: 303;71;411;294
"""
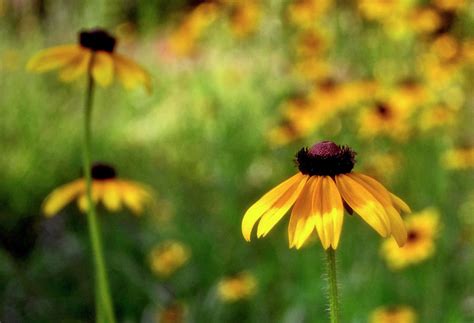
287;0;333;28
149;240;190;277
370;305;417;323
442;147;474;170
42;163;153;217
27;28;151;92
217;271;257;302
227;0;261;38
433;0;466;11
381;208;440;270
242;141;410;250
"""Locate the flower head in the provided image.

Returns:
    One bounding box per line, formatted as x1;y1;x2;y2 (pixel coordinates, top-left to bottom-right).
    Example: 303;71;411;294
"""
217;271;257;302
149;240;190;277
381;208;440;270
242;141;410;250
42;163;153;216
27;28;151;92
370;305;417;323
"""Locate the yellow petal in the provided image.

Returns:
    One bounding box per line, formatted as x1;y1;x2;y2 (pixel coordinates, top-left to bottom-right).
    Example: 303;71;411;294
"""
256;175;308;238
42;179;84;217
121;181;147;215
102;181;122;212
349;173;407;246
92;52;114;87
320;177;344;249
391;193;411;213
312;177;330;249
114;54;152;93
27;45;82;72
241;173;304;241
77;182;101;212
335;174;391;237
289;176;318;248
58;49;91;82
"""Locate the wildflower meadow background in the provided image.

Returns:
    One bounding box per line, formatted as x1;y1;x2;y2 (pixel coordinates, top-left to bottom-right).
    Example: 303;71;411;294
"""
1;0;473;322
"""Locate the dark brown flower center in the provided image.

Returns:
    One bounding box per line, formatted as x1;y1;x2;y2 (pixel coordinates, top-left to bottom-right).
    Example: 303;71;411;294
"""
296;141;356;176
91;163;116;180
407;231;419;242
376;102;392;119
79;29;116;52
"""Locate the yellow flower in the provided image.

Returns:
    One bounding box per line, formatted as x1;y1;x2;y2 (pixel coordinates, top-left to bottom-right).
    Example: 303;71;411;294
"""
42;163;153;217
217;271;257;302
407;7;442;34
242;141;410;250
358;0;411;21
27;28;151;92
370;305;417;323
227;1;261;38
381;208;440;270
149;240;190;277
418;104;458;132
433;0;466;11
287;0;333;29
442;147;474;170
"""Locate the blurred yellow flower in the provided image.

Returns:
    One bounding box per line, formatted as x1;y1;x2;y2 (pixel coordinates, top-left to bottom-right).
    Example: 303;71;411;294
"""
361;152;402;184
242;141;409;250
370;305;417;323
381;208;440;270
217;271;257;302
156;302;186;323
227;1;261;38
27;28;151;92
418;104;458;132
433;0;466;11
287;0;333;29
43;163;153;217
358;0;411;21
295;29;328;58
442;147;474;170
408;7;442;34
149;240;190;277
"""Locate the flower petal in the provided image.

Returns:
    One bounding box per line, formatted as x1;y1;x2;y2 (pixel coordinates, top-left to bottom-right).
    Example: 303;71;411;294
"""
92;51;114;87
120;181;148;215
42;179;84;217
242;173;305;241
335;174;391;237
114;54;152;93
289;176;318;248
58;49;91;82
27;45;82;72
77;182;101;212
102;181;122;212
312;177;330;249
256;175;308;238
391;193;411;213
320;177;344;249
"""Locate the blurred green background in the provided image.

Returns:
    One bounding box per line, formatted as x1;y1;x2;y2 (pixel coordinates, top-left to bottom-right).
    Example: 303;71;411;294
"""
1;0;473;322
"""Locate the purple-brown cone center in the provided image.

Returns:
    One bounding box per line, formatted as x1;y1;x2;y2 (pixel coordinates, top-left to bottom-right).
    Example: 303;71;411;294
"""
91;163;117;180
79;29;116;52
296;141;356;176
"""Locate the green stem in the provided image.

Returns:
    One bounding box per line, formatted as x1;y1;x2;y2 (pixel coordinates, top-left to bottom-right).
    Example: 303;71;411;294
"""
82;54;116;323
325;248;339;323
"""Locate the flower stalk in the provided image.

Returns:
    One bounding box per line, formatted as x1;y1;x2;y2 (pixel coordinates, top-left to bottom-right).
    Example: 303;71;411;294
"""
325;247;339;323
82;54;116;323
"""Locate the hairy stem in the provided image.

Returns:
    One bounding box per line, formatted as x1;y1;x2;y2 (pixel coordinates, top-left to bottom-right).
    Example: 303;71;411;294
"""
325;248;339;323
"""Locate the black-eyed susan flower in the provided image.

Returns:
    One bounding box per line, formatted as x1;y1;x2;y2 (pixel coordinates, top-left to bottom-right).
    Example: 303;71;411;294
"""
149;240;190;277
226;0;261;39
43;163;153;217
217;271;257;302
442;147;474;170
242;141;410;250
381;208;440;270
370;305;417;323
27;28;151;92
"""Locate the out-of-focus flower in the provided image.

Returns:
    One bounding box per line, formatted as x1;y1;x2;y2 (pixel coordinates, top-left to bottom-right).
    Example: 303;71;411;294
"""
43;163;153;216
294;29;328;58
242;141;409;250
287;0;333;29
217;271;257;302
27;28;151;92
433;0;466;11
168;2;219;57
156;302;186;323
442;147;474;170
381;208;440;270
370;305;417;323
358;0;411;21
292;57;329;81
357;101;412;141
227;0;261;38
408;7;443;34
361;152;402;184
149;240;190;277
390;79;428;109
418;104;458;132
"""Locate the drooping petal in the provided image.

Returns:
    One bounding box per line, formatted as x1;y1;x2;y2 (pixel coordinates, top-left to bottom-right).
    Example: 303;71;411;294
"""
241;173;305;241
288;176;318;248
113;54;152;93
320;177;344;249
256;175;308;238
349;173;407;246
92;51;114;87
335;174;391;237
27;45;82;73
58;49;91;82
102;181;122;212
121;182;147;215
391;193;411;213
42;179;84;217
